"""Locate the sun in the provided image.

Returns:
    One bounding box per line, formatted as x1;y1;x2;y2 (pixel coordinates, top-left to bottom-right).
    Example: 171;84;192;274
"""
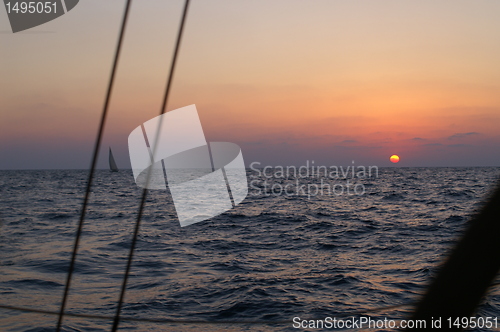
390;155;400;163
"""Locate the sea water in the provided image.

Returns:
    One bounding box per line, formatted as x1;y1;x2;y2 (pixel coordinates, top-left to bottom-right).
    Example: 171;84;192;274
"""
0;167;499;331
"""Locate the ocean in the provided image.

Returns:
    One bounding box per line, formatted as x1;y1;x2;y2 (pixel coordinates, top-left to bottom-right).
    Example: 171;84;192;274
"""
1;167;500;331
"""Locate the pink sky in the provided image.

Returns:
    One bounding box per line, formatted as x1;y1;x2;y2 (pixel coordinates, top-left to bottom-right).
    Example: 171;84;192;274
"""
1;0;500;168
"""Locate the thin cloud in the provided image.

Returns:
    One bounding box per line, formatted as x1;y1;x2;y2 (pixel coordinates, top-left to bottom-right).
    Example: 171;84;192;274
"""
447;132;480;140
448;144;470;147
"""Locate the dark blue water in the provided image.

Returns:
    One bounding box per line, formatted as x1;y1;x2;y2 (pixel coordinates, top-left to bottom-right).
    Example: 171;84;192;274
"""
0;167;499;331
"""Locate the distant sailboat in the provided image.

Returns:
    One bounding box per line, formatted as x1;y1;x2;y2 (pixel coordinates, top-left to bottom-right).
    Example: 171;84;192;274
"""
109;148;119;172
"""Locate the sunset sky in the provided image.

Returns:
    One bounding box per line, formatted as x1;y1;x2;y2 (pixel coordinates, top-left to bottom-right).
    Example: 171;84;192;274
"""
1;0;500;169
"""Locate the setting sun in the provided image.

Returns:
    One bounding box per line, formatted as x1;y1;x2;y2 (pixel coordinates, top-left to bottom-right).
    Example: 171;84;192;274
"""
390;155;400;163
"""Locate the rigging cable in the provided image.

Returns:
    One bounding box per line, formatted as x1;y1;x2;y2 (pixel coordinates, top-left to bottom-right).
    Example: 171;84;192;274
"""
55;0;133;331
110;0;191;331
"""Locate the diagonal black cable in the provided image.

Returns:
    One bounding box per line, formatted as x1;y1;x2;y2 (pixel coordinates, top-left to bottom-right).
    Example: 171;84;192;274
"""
110;1;191;331
55;1;133;331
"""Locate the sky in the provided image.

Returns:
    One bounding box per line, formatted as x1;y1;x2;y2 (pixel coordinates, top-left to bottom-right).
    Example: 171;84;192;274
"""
1;0;500;169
